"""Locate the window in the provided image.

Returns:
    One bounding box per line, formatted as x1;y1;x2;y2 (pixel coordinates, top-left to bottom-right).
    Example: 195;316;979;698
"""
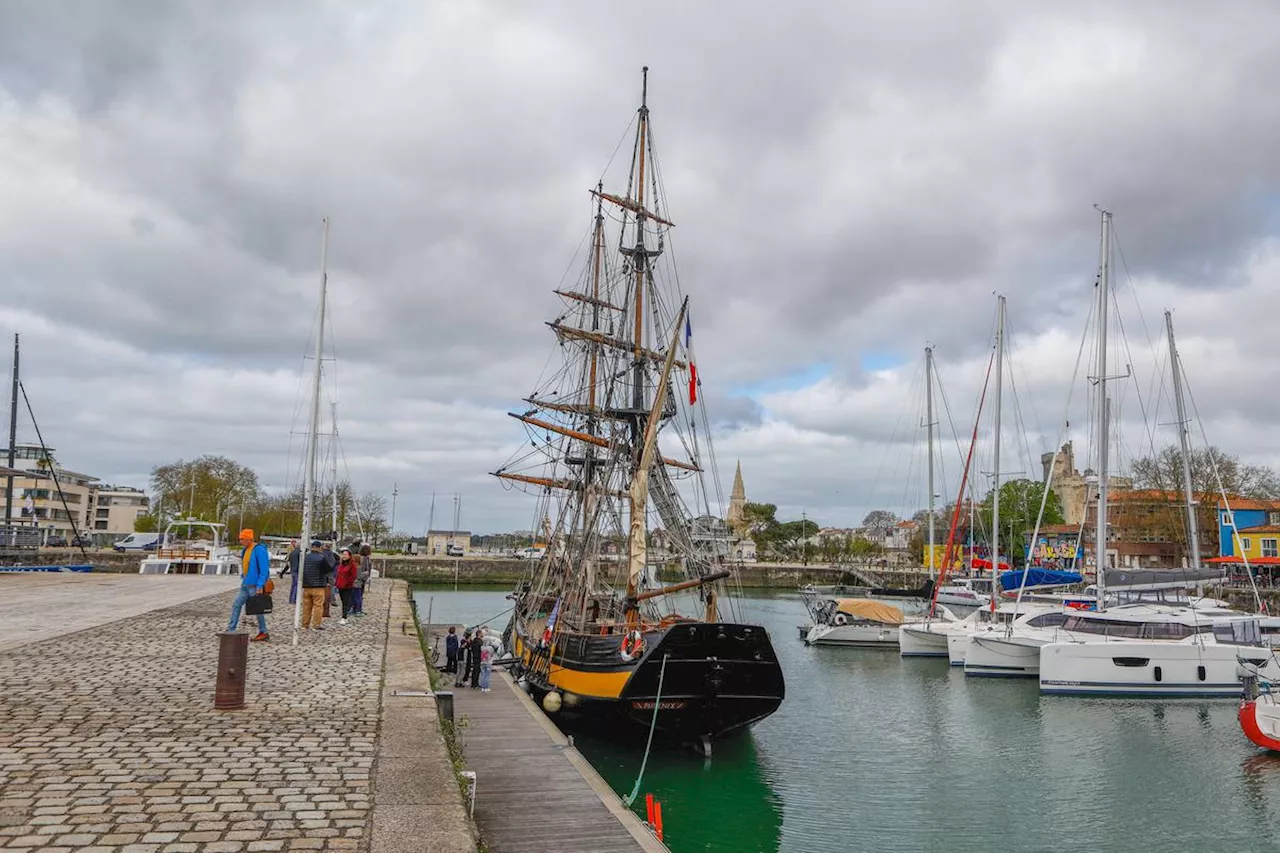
1264;539;1278;558
1027;613;1068;629
1242;538;1253;552
1270;512;1280;526
1223;511;1235;526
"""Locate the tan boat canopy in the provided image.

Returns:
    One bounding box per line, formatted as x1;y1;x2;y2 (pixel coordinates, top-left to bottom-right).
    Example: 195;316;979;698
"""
834;599;905;625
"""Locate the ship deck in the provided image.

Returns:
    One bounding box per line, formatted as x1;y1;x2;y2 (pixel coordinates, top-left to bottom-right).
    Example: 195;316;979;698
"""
429;624;667;853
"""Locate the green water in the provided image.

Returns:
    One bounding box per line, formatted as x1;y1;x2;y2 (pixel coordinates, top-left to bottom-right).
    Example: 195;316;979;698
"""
413;586;1280;853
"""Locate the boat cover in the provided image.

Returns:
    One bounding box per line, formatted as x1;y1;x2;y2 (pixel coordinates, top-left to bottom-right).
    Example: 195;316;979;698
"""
999;569;1083;590
1103;567;1224;590
834;599;905;625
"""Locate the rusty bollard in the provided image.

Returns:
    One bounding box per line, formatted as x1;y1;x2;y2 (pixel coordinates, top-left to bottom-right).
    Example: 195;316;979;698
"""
215;632;249;710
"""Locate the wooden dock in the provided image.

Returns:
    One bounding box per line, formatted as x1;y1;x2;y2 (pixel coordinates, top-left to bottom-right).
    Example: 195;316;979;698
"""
444;660;667;852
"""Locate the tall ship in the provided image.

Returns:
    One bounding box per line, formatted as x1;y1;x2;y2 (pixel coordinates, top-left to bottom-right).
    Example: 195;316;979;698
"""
494;68;784;755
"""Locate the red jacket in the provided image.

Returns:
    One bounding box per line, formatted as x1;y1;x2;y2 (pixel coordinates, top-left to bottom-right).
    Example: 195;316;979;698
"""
336;561;358;589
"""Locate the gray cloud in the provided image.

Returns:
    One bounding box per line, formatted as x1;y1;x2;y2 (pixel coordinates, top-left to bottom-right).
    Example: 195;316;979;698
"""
3;1;1280;533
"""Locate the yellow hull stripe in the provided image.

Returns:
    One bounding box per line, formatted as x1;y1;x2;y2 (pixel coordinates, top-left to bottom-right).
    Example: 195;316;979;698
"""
513;634;635;700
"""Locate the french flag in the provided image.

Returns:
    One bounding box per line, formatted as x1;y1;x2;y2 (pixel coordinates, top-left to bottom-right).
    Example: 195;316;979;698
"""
685;315;697;405
542;597;561;645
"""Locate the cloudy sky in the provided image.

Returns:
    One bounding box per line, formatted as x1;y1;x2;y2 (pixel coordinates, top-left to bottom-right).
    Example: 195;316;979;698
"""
2;1;1279;535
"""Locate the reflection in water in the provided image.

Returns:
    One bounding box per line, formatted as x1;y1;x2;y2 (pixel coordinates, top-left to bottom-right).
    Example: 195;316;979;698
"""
416;586;1280;853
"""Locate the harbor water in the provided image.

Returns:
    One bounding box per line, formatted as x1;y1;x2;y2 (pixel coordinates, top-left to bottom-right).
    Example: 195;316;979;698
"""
414;586;1280;853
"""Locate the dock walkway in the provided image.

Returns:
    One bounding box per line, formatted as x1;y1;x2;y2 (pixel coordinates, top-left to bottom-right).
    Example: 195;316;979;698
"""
444;659;666;853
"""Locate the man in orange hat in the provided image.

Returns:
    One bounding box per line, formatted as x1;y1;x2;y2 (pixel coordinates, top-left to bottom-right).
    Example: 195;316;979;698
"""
226;528;271;641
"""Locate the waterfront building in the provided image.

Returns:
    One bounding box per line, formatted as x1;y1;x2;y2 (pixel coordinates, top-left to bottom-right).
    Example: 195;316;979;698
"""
423;529;472;555
1218;498;1280;557
90;485;149;539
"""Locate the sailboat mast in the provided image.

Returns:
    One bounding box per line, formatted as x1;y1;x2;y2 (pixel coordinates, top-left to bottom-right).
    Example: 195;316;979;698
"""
589;185;605;417
5;334;17;530
925;346;936;577
331;402;339;540
293;217;330;646
1095;210;1112;604
1165;310;1202;571
630;66;650;412
991;296;1005;608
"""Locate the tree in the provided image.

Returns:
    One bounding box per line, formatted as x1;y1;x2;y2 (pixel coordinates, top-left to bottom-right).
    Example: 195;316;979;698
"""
355;492;390;544
861;510;899;534
150;456;261;527
1130;444;1280;554
774;519;819;560
979;479;1064;567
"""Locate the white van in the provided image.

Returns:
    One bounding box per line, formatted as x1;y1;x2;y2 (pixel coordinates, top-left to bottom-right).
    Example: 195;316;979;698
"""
114;532;162;552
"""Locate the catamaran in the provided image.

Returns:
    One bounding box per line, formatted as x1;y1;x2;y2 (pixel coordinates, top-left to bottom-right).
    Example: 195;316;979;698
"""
1038;211;1279;696
495;69;784;755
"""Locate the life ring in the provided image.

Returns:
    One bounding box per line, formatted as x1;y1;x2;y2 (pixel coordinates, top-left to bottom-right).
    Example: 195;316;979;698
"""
620;630;645;662
834;613;849;626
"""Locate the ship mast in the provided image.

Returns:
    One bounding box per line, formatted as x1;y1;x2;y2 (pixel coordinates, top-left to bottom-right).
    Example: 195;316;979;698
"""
630;66;650;413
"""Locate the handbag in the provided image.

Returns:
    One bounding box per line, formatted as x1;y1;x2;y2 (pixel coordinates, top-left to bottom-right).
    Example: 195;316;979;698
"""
246;593;273;615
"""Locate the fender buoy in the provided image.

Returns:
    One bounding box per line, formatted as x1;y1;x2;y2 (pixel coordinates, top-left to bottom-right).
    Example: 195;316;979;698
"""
620;630;646;662
834;613;849;626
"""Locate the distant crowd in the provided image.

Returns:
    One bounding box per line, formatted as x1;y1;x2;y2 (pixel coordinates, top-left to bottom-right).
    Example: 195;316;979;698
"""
224;529;375;641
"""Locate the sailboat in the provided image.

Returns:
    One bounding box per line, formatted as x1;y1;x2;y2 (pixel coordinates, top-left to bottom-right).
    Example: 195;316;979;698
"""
494;68;784;754
1038;211;1278;696
289;218;331;646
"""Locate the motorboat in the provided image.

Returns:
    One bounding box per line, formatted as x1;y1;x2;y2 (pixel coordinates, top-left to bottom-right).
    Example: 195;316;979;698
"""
139;519;241;576
1039;605;1280;697
803;598;909;648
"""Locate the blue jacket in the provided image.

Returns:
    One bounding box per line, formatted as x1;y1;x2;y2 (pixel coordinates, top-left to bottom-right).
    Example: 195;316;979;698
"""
241;543;271;589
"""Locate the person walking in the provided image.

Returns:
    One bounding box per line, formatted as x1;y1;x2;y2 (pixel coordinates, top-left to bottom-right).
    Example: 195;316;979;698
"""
354;543;373;616
444;626;460;674
335;548;358;625
479;641;494;692
300;539;332;630
226;528;271;641
455;629;473;688
467;627;484;689
322;543;338;618
283;539;301;605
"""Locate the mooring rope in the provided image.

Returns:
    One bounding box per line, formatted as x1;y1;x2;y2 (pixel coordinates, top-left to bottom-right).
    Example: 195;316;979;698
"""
623;653;669;808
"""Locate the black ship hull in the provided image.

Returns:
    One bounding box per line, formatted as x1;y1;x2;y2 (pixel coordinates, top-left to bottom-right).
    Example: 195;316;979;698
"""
515;620;785;747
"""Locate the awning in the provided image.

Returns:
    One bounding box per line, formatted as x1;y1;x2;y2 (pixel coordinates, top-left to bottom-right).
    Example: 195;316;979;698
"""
1000;569;1083;590
1206;556;1280;566
972;558;1010;570
834;599;905;625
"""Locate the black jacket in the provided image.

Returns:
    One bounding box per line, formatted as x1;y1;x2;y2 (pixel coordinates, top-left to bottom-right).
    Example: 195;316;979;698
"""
302;551;334;588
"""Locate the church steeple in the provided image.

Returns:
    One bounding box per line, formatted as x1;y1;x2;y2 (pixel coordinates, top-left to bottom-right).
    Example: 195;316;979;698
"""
727;460;747;534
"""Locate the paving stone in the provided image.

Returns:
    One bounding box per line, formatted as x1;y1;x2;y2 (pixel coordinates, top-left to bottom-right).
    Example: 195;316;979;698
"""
0;584;393;853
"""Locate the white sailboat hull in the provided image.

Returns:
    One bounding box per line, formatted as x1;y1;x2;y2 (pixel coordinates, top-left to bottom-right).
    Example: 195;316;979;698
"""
964;634;1046;678
806;623;899;648
898;624;950;657
1039;640;1278;697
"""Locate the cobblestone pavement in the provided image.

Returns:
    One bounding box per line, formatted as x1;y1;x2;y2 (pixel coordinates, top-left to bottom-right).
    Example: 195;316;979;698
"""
0;579;393;852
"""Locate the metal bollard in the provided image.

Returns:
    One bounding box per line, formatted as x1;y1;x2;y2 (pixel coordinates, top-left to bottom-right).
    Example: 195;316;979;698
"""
214;632;249;710
436;690;455;724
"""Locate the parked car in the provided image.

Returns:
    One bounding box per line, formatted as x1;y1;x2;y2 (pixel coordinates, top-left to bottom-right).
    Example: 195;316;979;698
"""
446;544;465;557
45;535;67;547
70;534;92;548
114;532;162;552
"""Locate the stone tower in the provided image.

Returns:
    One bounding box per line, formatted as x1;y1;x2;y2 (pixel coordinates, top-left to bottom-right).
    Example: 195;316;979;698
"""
726;460;747;534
